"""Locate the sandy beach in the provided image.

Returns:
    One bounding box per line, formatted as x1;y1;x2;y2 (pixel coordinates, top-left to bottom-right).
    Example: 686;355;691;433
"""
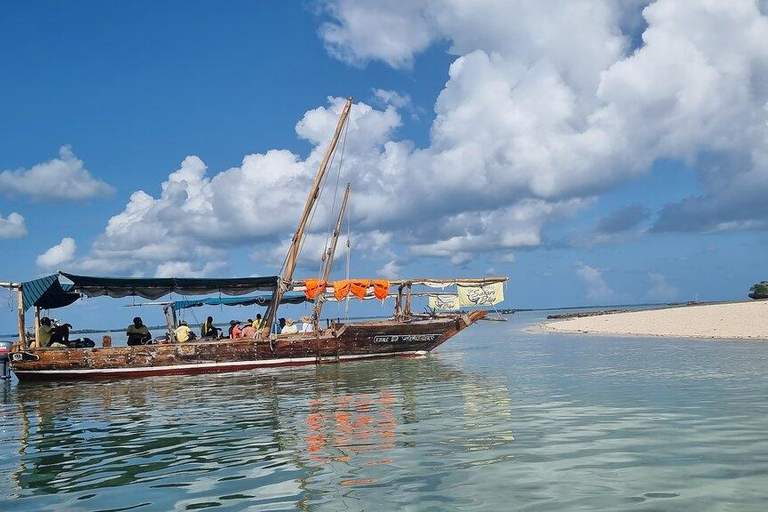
544;301;768;340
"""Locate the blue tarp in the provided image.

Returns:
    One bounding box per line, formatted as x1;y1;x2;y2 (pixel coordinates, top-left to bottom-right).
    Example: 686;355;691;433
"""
172;294;308;310
21;275;57;311
21;275;80;312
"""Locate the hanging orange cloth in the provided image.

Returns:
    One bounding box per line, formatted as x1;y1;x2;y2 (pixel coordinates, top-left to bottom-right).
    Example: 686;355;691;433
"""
333;280;352;301
350;279;372;299
304;279;327;299
373;280;390;300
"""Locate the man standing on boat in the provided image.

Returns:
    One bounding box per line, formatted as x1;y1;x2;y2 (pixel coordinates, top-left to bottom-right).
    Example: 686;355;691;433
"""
127;317;152;346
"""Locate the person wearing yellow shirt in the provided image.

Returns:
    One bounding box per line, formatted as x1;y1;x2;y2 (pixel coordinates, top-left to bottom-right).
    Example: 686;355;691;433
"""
201;316;220;338
37;319;53;348
34;317;72;348
174;321;195;343
127;317;152;346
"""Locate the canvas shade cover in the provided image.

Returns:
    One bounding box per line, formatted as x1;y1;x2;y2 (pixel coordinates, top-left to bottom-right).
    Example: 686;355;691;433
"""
172;294;308;310
60;272;280;300
21;275;81;312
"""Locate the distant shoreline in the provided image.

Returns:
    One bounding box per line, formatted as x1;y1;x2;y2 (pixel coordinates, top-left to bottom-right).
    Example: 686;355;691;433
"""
543;300;768;340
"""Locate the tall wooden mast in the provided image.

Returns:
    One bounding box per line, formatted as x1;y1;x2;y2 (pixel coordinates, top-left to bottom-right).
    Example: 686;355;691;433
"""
261;97;353;337
312;183;350;328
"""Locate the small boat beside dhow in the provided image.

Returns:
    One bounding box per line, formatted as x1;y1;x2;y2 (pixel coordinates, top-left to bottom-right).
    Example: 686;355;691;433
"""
1;97;507;381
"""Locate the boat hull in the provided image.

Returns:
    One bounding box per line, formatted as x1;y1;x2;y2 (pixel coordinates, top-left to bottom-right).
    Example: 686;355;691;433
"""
10;312;486;381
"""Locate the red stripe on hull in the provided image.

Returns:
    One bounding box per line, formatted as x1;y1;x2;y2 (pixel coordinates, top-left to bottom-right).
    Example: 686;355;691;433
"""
13;351;427;382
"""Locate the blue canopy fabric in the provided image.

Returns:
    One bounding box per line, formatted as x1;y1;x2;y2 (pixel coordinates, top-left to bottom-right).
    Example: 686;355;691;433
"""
21;275;80;311
172;293;308;310
21;275;58;311
60;272;280;300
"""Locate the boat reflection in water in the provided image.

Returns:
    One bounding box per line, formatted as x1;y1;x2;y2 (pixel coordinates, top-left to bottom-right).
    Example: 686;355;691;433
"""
1;355;516;510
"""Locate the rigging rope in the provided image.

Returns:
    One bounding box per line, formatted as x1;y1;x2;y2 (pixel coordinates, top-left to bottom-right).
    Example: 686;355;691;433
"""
345;198;351;321
280;108;349;278
318;113;351;278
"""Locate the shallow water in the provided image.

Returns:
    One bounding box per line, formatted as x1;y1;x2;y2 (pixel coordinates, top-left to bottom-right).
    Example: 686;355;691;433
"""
2;311;768;511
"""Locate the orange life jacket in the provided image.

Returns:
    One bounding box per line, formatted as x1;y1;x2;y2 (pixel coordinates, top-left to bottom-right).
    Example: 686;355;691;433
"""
350;279;372;299
333;280;352;301
304;279;327;299
373;279;389;300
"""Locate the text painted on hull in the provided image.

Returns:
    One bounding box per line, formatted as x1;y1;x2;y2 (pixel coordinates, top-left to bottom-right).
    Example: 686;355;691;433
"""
373;334;441;344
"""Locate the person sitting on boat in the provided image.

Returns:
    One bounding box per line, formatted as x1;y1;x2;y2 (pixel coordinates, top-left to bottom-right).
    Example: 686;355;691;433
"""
253;313;262;329
281;318;298;334
241;320;256;338
175;320;195;343
49;319;73;346
300;316;313;333
229;320;243;339
35;317;71;348
278;318;286;332
201;316;220;338
127;317;152;346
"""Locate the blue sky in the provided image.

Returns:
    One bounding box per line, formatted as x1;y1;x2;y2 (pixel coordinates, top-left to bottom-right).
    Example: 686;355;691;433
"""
2;1;768;332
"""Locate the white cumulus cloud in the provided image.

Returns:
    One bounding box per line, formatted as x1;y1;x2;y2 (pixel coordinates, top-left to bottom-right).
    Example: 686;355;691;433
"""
0;146;114;201
37;237;77;268
576;264;615;301
68;1;768;276
321;0;768;233
0;212;26;239
377;260;402;279
155;261;227;278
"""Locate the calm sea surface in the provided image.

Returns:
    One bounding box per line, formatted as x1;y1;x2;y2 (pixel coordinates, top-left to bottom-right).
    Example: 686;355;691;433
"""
2;311;768;511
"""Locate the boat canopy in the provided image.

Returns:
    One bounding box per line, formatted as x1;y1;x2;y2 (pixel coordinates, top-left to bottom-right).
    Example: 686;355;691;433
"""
59;272;280;300
21;274;80;312
171;293;308;310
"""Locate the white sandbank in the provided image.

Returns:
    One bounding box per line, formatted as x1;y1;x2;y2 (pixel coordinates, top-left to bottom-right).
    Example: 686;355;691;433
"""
543;301;768;340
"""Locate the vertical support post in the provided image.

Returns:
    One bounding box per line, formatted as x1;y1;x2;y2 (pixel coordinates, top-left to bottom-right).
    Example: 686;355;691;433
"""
395;285;403;320
17;287;26;349
34;307;41;347
171;307;178;330
163;306;173;338
404;283;413;317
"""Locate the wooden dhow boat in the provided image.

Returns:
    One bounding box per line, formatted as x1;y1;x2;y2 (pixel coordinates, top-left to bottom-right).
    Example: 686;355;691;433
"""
2;97;507;381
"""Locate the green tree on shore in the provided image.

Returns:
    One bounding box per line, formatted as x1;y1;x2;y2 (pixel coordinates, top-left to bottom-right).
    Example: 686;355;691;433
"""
749;281;768;300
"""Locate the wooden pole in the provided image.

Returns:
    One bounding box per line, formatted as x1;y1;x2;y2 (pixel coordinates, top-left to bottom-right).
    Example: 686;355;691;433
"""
163;306;173;340
17;288;26;349
261;97;353;338
404;283;413;317
34;307;41;347
395;285;403;320
312;184;350;328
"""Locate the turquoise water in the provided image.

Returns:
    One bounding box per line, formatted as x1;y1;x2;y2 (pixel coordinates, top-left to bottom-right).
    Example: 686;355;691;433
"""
2;311;768;511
